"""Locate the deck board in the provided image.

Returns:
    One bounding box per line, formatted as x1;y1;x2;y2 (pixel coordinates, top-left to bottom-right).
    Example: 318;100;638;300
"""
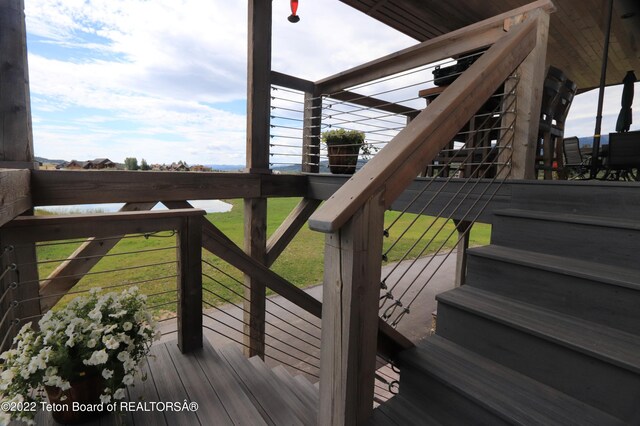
16;339;316;426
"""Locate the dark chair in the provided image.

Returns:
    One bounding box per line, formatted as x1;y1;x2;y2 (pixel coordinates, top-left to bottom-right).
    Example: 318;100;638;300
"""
536;67;577;179
603;131;640;181
562;137;589;179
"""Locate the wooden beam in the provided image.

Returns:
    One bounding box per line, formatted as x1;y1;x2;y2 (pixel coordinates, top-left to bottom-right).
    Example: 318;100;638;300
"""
30;171;308;206
318;191;385;425
309;13;540;233
265;198;321;267
1;209;205;243
0;0;34;163
0;168;31;227
270;71;315;93
177;215;203;353
328;90;419;118
38;202;157;312
316;0;555;94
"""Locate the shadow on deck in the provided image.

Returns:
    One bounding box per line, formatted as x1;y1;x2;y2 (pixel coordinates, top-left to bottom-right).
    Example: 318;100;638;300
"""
29;338;318;425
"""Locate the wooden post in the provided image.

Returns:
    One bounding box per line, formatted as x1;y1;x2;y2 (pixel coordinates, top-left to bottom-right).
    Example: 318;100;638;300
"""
0;0;40;346
318;192;385;426
0;0;36;167
177;215;203;353
243;0;272;359
453;220;472;287
243;198;267;358
302;91;322;173
507;10;551;179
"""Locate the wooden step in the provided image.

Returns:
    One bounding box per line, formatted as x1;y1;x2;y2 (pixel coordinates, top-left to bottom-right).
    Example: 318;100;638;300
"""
193;342;268;425
508;181;640;221
466;245;640;334
219;345;306;425
272;365;318;412
436;286;640;422
368;392;443;426
398;336;626;425
248;357;316;425
491;209;640;269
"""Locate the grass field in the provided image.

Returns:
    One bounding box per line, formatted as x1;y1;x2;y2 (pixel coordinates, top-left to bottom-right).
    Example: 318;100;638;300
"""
35;198;491;318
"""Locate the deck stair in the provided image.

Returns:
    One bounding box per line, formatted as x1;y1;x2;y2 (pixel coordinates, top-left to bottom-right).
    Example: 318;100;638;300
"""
370;202;640;425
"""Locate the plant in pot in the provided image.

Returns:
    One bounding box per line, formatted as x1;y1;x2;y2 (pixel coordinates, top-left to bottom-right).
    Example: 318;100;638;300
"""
0;287;160;425
322;129;375;174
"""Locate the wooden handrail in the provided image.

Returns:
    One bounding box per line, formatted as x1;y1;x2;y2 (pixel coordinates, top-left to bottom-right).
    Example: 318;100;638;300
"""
315;0;555;95
309;10;543;233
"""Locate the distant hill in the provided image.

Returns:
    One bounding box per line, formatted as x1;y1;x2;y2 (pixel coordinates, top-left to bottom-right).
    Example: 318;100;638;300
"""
205;164;245;172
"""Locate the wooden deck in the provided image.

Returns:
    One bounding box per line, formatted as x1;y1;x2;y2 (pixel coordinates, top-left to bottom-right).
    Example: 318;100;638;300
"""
26;338;318;426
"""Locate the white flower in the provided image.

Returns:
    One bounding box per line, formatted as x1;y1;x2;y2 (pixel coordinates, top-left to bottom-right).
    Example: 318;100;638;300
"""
122;374;134;385
99;393;111;404
102;369;114;380
109;310;127;319
88;309;102;321
87;338;97;348
122;322;133;331
84;349;108;366
113;388;126;400
102;335;120;350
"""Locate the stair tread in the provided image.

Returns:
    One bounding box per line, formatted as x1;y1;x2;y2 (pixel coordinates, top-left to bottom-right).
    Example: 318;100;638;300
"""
248;356;316;425
270;365;318;414
399;335;625;426
494;208;640;230
370;393;443;426
437;286;640;374
469;245;640;291
218;346;306;425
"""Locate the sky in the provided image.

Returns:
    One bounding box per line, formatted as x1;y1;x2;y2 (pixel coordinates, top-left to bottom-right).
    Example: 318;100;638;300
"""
24;0;639;165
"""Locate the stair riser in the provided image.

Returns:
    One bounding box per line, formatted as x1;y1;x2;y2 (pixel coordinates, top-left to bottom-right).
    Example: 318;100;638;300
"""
466;253;640;335
491;216;640;270
436;303;640;422
398;370;511;426
510;184;640;221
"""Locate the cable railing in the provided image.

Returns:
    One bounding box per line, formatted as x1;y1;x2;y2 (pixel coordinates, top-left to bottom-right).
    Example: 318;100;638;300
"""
201;258;321;381
269;52;498;173
379;76;518;328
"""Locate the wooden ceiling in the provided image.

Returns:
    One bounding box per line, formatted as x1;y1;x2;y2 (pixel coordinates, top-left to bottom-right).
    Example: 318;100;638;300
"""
339;0;640;91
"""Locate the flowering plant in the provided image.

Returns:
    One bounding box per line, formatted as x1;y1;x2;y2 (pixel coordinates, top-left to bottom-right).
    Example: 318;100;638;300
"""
0;287;160;424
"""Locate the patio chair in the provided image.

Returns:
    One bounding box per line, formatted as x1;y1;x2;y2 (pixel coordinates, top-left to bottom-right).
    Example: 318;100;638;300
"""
562;136;589;179
602;131;640;181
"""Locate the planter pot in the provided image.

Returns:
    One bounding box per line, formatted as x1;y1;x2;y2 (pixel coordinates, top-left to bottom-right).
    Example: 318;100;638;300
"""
327;144;361;175
45;374;106;424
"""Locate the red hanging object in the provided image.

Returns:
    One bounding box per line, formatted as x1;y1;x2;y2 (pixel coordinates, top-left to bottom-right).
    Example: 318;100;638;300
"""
288;0;300;23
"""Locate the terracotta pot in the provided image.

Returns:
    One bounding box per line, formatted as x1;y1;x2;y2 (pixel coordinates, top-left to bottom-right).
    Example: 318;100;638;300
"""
327;144;361;175
45;374;106;424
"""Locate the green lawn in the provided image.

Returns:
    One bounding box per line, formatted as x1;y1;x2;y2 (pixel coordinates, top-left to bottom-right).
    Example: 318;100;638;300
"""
36;198;491;317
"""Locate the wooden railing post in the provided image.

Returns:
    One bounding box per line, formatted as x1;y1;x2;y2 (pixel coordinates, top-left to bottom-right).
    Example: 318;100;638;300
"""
302;90;322;173
318;191;385;426
177;215;203;353
507;8;551;179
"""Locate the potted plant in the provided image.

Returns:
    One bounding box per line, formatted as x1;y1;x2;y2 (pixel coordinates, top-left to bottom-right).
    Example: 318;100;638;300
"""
0;287;160;425
322;129;375;174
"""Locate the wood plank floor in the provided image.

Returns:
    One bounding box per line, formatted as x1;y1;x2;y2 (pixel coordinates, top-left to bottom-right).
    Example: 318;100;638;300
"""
15;338;318;426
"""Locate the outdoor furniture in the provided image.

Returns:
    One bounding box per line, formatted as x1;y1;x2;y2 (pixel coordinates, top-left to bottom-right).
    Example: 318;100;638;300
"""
536;66;578;179
562;136;589;179
601;131;640;181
